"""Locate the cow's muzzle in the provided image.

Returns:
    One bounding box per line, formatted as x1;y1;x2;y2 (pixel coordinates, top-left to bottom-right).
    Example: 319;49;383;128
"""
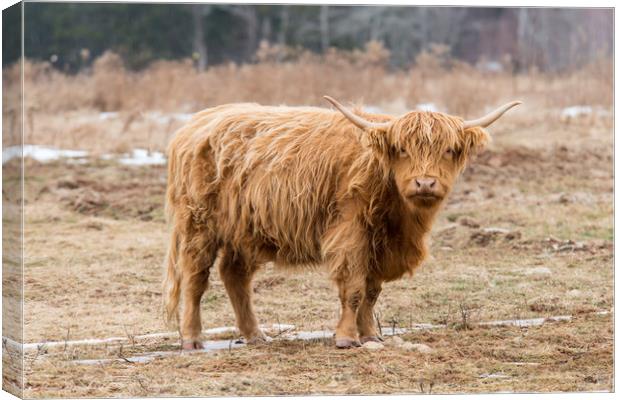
405;177;443;204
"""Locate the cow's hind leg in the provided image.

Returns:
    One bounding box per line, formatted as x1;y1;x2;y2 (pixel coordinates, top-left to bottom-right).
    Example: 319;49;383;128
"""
179;235;218;350
219;247;267;343
357;278;383;343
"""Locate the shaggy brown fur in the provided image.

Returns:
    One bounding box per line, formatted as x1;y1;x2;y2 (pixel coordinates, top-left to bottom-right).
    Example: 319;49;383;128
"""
163;102;489;349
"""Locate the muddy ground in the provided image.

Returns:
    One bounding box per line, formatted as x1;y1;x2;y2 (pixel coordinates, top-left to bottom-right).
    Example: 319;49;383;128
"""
2;113;614;397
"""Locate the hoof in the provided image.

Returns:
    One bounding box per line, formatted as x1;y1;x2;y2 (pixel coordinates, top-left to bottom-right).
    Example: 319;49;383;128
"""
335;338;362;349
182;340;204;350
360;336;384;344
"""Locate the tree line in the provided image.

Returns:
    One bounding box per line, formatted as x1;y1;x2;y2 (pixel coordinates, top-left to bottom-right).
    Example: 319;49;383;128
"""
3;3;613;72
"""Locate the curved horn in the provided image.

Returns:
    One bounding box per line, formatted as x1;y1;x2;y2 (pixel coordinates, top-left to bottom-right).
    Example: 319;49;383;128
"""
462;101;522;129
323;95;390;130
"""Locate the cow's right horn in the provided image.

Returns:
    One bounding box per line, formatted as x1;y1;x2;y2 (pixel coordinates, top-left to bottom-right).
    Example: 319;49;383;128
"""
324;96;390;130
462;101;522;129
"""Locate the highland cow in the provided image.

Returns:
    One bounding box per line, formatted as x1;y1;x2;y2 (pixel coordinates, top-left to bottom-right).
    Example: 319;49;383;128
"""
163;96;520;349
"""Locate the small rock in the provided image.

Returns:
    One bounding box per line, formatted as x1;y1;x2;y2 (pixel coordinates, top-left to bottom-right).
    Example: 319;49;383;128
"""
326;380;339;388
504;231;522;241
401;342;433;353
483;227;511;234
584;376;598;383
470;231;494;246
556;192;594;205
84;221;104;231
56;179;80;189
568;289;582;297
401;342;415;350
459;217;480;228
362;341;384;350
470;227;521;246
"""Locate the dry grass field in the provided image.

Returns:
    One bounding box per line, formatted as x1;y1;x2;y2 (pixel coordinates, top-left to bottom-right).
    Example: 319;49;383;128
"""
2;48;613;396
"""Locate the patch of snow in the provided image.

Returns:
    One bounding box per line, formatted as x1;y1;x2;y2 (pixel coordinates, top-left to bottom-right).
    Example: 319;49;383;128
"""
173;113;194;122
416;103;438;112
412;323;445;330
13;312;599;366
385;327;409;335
73;350;173;365
268;323;296;333
98;112;119;120
283;330;333;341
479;373;510;379
11;335;129;352
479;315;571;328
477;61;503;73
118;149;166;166
146;111;194;124
561;105;612;121
3;145;88;165
2;146;22;164
363;105;383;114
9;323;296;353
561;106;592;118
73;339;246;365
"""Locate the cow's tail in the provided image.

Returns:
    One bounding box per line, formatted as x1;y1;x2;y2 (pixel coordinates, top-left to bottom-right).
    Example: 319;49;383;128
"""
163;138;182;327
163;224;182;327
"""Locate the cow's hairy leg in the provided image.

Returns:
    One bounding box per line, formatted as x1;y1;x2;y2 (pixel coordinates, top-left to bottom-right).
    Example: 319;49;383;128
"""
219;248;267;344
334;276;364;349
179;237;217;351
357;278;383;343
180;250;215;350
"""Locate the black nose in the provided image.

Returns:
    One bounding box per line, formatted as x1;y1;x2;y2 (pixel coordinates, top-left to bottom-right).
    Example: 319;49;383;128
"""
415;178;436;191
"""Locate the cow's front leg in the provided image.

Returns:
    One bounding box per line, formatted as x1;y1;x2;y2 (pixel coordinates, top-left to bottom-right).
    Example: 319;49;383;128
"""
357;278;383;343
334;277;364;348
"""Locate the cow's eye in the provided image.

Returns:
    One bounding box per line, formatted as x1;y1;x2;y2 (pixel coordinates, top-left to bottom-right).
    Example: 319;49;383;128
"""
399;149;408;158
444;148;454;159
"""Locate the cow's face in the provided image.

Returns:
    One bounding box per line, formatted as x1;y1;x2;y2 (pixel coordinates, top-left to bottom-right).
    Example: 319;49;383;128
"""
385;112;489;210
323;96;520;211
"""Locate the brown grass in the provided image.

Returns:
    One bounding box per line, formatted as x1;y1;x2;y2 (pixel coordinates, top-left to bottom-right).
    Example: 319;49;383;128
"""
2;42;612;153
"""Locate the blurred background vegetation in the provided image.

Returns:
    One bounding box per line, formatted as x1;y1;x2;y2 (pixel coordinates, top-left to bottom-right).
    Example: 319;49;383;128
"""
1;2;613;152
3;3;613;72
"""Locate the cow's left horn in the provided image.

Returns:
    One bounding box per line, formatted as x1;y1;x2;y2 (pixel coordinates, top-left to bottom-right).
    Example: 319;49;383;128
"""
462;101;522;129
323;96;390;130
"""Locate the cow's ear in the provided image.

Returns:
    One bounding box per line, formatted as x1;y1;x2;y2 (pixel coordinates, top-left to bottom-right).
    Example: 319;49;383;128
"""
363;127;391;158
463;126;490;156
